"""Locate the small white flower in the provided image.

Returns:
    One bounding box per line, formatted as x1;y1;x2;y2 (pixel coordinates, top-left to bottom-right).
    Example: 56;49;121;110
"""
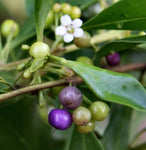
55;15;84;43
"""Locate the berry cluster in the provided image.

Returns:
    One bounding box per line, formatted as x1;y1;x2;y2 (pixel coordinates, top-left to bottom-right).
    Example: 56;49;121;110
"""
48;86;110;133
45;2;81;29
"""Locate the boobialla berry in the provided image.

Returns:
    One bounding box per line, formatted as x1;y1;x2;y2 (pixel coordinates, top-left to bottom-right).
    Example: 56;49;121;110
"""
89;101;110;121
73;106;91;126
74;31;91;48
77;120;95;133
1;19;19;38
59;86;82;109
48;108;72;130
29;42;50;58
76;56;93;65
106;52;120;66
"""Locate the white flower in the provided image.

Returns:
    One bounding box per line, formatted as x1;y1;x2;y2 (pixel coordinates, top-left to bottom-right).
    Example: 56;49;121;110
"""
55;15;84;43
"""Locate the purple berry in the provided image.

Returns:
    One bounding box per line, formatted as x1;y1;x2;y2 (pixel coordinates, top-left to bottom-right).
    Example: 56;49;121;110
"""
59;86;82;109
106;52;120;66
48;109;72;130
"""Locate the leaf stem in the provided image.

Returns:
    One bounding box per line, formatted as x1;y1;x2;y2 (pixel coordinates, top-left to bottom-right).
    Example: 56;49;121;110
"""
82;95;92;105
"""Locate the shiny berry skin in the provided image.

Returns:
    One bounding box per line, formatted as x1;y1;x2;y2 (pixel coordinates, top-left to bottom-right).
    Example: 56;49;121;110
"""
89;101;110;121
1;19;19;38
76;56;93;65
74;31;91;48
53;3;61;13
70;6;81;19
48;109;72;130
29;42;50;58
61;3;71;14
59;86;82;109
73;106;91;126
106;52;120;66
77;120;95;133
45;10;54;28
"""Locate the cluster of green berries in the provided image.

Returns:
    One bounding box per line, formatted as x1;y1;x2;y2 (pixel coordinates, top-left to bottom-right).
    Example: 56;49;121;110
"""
0;19;19;38
48;86;110;133
45;2;81;28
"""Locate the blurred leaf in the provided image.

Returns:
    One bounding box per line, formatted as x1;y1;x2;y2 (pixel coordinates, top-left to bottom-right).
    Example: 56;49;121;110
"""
25;0;34;16
0;96;39;150
34;0;54;41
102;106;132;150
50;56;146;111
11;17;35;49
98;35;146;57
65;125;104;150
0;95;64;150
131;143;146;150
83;0;146;30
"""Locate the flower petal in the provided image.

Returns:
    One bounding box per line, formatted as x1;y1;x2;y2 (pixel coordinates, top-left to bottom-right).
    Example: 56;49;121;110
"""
63;33;74;43
72;19;83;28
61;15;72;26
73;28;84;37
55;26;66;36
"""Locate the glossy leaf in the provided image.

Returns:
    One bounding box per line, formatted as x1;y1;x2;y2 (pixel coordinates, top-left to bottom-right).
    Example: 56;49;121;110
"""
65;125;104;150
34;0;54;41
83;0;146;30
50;56;146;111
97;35;146;57
102;106;132;150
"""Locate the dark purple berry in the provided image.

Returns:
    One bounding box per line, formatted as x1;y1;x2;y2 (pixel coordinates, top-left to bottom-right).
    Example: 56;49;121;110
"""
106;52;120;66
48;108;72;130
59;86;82;109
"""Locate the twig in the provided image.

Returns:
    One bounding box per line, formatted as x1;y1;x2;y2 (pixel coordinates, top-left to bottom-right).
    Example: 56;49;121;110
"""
108;63;146;72
0;76;82;102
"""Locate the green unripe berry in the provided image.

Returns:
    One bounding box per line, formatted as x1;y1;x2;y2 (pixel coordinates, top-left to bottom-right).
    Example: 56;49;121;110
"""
76;56;93;65
22;44;30;51
89;101;110;121
73;106;91;126
61;3;71;14
77;120;95;133
1;19;19;38
53;3;61;13
23;69;31;79
17;63;26;71
74;31;91;48
45;10;54;28
29;42;50;58
70;6;81;19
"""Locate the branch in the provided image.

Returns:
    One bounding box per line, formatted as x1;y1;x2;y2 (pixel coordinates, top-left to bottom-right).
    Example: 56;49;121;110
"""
0;76;82;102
108;63;146;72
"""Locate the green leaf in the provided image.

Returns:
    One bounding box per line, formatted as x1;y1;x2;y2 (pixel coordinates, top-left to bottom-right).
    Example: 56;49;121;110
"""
25;0;34;16
49;55;146;111
0;95;64;150
34;0;54;41
102;106;132;150
11;17;35;50
98;35;146;57
65;125;104;150
131;143;146;150
83;0;146;30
